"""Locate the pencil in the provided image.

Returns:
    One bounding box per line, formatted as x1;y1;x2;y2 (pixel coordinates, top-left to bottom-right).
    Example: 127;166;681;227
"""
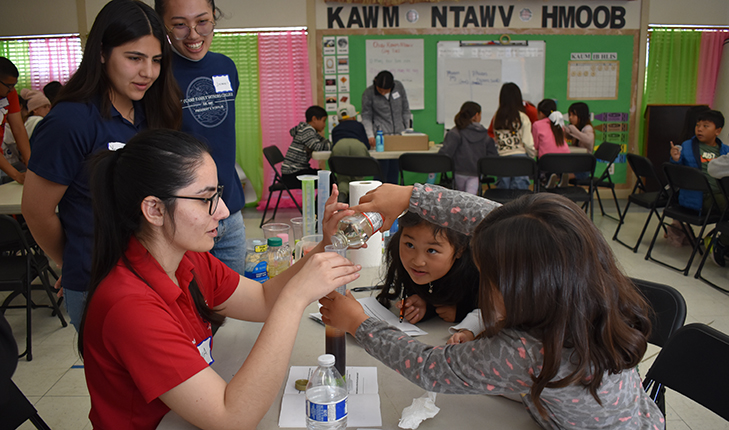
399;289;405;323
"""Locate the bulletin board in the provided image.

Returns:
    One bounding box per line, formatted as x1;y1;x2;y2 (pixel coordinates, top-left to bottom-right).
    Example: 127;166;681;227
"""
318;32;637;184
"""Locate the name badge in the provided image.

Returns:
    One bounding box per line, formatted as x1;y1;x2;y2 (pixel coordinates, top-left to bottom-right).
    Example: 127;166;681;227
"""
108;142;126;151
213;75;233;93
391;91;400;100
197;336;214;365
0;98;9;109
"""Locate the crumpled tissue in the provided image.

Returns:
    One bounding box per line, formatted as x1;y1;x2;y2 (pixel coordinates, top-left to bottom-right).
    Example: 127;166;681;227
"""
398;392;440;429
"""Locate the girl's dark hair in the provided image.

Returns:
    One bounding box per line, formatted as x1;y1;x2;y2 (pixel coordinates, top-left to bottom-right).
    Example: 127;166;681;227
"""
57;0;181;130
155;0;223;22
79;129;224;356
377;211;478;317
470;193;651;419
493;83;525;132
568;102;592;131
537;99;565;147
454;101;481;130
679;105;710;143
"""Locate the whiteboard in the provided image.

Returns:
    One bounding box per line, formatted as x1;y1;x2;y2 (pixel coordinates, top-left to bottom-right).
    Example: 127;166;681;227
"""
437;41;546;129
366;39;424;110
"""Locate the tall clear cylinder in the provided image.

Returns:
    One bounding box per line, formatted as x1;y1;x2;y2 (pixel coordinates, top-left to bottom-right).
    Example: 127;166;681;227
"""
324;244;347;377
298;175;318;236
317;170;331;235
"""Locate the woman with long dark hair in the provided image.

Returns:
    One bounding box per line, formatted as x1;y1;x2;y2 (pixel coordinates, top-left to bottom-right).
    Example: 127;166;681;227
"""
81;129;359;429
491;83;535;190
21;0;183;331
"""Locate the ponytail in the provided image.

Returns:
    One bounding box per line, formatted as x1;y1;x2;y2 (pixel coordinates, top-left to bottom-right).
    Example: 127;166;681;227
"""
537;99;565;147
454;101;481;130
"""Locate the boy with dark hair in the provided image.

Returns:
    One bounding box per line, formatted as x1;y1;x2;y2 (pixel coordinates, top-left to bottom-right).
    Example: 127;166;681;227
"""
0;57;31;184
281;105;331;188
670;109;728;213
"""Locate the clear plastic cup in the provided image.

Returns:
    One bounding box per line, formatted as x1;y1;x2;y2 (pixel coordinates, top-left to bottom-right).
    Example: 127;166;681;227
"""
262;223;293;250
290;216;304;244
295;234;323;261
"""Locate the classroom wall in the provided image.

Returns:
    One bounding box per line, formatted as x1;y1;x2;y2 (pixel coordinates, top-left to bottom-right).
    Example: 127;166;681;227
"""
1;0;727;38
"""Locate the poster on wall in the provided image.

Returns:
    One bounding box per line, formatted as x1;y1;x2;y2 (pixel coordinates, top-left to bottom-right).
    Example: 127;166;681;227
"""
365;39;424;110
338;74;350;93
323;36;336;55
336;36;349;55
324;75;337;94
337;56;350;74
324;56;336;74
567;58;619;100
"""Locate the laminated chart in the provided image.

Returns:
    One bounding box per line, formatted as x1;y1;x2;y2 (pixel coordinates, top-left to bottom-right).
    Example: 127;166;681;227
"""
568;61;619;100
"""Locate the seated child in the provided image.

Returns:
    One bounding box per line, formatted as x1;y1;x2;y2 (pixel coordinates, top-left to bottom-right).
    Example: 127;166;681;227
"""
281;105;331;189
669;109;728;213
320;184;662;429
330;104;371;202
376;210;482;324
439;101;497;195
532;99;570;188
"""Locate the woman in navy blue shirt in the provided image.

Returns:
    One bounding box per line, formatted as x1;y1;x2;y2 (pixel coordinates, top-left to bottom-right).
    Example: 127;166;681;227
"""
21;0;182;330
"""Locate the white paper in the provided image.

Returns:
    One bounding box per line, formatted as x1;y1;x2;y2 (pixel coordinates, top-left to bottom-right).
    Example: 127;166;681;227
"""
212;75;232;93
279;366;382;428
310;297;427;337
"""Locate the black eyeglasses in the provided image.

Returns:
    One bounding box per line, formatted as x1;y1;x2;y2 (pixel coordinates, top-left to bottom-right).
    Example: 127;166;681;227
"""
169;184;223;215
166;20;216;41
0;81;16;90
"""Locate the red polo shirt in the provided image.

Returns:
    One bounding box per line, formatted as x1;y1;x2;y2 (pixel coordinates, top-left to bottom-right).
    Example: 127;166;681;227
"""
83;236;239;429
0;89;20;142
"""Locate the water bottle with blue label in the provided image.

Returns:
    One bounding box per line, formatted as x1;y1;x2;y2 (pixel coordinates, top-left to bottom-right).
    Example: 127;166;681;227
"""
375;129;384;152
243;239;269;283
306;354;347;430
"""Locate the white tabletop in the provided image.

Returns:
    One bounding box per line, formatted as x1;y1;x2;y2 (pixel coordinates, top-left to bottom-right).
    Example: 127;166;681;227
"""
158;267;539;430
313;146;440;161
0;181;23;215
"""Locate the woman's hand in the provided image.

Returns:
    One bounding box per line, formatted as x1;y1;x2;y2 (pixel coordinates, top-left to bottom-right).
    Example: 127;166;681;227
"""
447;329;475;345
399;294;427;324
319;290;369;336
435;304;457;323
321;184;355;247
350;184;413;230
287;252;360;305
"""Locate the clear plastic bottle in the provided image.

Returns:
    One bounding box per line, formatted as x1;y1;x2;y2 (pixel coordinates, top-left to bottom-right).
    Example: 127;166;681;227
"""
266;237;290;278
375;129;384;152
306;354;348;430
244;239;268;283
330;212;384;249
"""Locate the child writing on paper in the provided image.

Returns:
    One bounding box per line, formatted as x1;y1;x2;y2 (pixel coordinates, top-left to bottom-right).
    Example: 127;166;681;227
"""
376;209;485;325
320;183;663;430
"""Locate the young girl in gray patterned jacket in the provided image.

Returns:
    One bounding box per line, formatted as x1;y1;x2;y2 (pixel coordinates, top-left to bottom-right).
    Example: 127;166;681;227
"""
320;184;663;430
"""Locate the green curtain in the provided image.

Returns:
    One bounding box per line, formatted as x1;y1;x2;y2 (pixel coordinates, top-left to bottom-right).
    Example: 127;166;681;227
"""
640;29;702;152
0;40;31;89
211;33;263;206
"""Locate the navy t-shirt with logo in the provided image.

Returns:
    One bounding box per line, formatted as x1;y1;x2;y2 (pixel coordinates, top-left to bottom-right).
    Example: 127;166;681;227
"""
28;100;145;292
172;51;245;213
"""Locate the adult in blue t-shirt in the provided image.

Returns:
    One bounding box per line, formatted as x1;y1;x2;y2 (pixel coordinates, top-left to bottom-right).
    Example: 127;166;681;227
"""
156;0;247;274
21;0;182;330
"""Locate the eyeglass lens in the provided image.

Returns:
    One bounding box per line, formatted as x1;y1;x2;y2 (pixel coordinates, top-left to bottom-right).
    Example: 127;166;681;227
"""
172;21;214;40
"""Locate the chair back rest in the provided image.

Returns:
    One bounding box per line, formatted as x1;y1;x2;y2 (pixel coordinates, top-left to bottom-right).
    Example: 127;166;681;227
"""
263;146;285;168
627;153;666;189
0;215;30;252
662;163;714;193
398;153;454;174
630;278;686;347
644;323;729;421
478;156;537;179
593;142;622;180
537;153;596;176
329;156;382;179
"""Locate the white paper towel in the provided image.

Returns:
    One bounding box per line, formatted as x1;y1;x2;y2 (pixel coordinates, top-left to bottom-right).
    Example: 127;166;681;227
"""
348;180;384;267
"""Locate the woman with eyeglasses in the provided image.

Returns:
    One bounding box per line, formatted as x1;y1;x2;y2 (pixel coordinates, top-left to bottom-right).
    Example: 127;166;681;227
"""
154;0;248;276
81;129;360;429
21;0;182;331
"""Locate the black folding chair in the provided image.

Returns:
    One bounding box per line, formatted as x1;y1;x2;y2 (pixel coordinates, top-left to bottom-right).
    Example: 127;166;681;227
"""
645;163;723;276
0;215;67;361
572;141;622;220
477;156;538;203
538;153;597;220
260;146;302;227
642;323;729;422
613;154;671;252
398;153;455;189
328;156;382;181
630;278;687;417
693;176;729;293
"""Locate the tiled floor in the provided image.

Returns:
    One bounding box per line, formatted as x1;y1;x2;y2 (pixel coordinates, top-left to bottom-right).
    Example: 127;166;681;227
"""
4;201;729;429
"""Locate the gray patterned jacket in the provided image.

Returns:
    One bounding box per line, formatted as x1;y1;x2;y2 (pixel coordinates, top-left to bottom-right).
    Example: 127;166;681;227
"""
355;184;664;430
